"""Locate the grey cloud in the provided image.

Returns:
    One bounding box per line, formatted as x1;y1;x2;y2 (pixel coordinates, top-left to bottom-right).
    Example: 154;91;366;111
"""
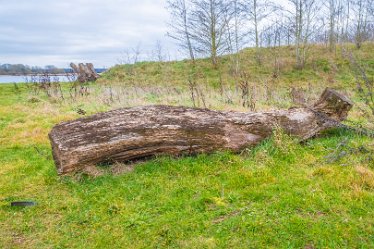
0;0;177;67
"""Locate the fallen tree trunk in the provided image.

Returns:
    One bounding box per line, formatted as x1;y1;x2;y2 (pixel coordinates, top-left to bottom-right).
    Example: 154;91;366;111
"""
49;88;353;175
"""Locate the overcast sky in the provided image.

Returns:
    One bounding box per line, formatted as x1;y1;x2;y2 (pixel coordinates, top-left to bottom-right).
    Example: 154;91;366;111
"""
0;0;178;68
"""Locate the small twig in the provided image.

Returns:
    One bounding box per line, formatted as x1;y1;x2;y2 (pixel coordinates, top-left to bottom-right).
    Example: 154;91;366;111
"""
33;146;51;160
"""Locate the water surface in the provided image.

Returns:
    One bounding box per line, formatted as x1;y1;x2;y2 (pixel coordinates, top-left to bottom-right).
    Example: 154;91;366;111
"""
0;75;71;84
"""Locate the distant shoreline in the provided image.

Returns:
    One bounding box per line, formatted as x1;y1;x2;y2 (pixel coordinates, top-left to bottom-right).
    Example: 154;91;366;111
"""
0;73;73;76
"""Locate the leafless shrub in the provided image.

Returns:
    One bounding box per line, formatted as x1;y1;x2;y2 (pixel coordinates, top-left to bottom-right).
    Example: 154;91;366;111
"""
25;72;64;100
186;65;207;108
239;72;250;108
65;72;90;101
271;48;281;79
238;72;256;111
264;76;277;104
188;77;198;107
153;40;165;62
224;87;234;104
249;85;257;111
218;69;224;96
344;49;374;117
117;43;142;65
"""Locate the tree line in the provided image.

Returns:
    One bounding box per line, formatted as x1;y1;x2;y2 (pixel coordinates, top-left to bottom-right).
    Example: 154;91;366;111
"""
0;64;107;75
0;64;64;75
166;0;374;68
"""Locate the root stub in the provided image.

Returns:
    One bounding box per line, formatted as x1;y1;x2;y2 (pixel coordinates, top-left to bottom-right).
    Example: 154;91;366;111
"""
49;88;353;175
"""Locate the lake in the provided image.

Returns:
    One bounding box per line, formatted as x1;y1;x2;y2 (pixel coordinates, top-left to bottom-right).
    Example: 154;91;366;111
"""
0;75;72;84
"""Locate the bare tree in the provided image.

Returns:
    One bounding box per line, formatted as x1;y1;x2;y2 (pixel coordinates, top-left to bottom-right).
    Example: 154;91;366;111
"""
153;40;165;62
370;0;374;19
287;0;322;69
317;0;346;50
190;0;233;67
225;0;247;80
326;0;339;51
261;18;287;48
167;0;196;61
117;43;142;65
335;0;349;43
244;0;277;48
350;0;372;49
164;0;374;66
224;0;246;54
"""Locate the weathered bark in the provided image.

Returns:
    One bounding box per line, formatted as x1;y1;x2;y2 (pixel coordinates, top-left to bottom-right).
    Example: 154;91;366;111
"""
49;88;353;175
70;63;100;83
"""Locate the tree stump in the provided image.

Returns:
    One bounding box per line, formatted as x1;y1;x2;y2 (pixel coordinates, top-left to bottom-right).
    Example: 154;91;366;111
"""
70;63;100;83
49;88;353;175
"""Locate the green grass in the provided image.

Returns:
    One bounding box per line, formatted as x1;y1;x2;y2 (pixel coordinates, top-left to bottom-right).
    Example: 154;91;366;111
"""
0;86;373;248
100;43;374;89
1;43;374;248
1;123;373;248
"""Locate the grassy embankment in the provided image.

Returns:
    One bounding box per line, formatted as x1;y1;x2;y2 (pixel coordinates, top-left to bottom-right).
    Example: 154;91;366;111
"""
0;43;373;248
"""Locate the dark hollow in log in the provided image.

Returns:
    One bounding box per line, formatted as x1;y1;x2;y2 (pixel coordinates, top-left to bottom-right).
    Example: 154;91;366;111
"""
49;88;353;175
70;63;100;83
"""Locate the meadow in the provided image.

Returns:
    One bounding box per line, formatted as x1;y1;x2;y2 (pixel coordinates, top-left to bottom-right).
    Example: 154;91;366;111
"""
0;44;373;248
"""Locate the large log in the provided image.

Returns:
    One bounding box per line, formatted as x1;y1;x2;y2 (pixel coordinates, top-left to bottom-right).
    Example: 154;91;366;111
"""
49;88;353;175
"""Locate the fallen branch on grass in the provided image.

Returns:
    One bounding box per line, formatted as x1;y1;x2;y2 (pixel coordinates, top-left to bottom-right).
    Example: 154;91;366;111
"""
49;88;353;175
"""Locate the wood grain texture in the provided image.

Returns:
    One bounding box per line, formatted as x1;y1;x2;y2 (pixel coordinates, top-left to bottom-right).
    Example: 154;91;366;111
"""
49;88;353;175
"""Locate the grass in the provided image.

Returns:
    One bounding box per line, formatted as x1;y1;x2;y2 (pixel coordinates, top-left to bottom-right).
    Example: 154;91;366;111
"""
100;43;374;89
0;43;374;248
